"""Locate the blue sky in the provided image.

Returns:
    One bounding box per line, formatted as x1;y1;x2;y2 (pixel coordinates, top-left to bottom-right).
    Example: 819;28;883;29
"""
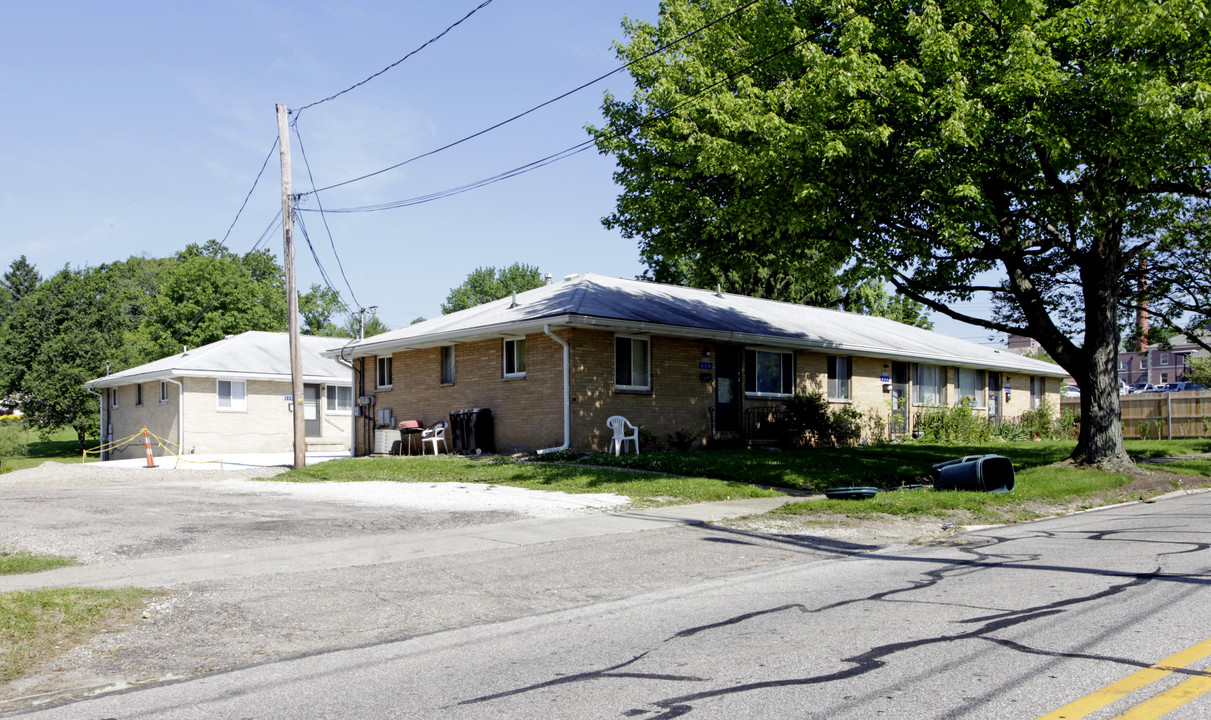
2;0;995;341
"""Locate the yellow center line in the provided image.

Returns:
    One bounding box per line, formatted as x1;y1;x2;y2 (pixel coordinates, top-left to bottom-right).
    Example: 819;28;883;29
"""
1036;639;1211;720
1111;661;1211;720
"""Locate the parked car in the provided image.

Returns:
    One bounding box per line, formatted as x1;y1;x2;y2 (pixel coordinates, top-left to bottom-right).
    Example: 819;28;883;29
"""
1119;379;1131;395
1156;382;1207;392
1061;384;1081;397
1129;382;1155;394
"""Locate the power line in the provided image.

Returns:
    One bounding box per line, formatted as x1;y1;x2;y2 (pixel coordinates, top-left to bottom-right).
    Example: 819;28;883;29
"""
300;10;856;214
294;0;498;114
298;0;770;196
292;121;361;309
219;137;279;247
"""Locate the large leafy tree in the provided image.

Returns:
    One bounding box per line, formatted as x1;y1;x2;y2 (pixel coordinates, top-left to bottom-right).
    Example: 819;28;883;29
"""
299;283;347;336
145;240;287;355
0;262;158;449
1140;202;1211;351
593;0;1211;467
441;263;546;314
0;255;41;314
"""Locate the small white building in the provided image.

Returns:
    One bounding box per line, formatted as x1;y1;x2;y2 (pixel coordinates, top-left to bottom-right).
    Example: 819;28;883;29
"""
85;331;353;461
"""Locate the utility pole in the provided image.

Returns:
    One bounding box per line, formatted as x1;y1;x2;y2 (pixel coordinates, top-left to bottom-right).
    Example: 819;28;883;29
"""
278;103;306;468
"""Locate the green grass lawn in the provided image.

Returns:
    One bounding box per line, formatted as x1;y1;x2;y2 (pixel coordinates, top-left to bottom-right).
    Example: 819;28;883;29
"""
0;426;97;473
269;440;1211;521
1;587;155;683
272;455;783;505
0;549;76;575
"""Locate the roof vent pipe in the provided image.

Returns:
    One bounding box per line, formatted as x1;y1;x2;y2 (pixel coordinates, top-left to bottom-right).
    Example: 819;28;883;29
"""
509;290;518;309
536;324;571;455
716;284;724;298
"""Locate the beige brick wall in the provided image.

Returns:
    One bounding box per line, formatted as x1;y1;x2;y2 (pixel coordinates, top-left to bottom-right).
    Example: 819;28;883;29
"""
104;381;180;461
354;330;1063;454
105;378;350;461
367;333;565;454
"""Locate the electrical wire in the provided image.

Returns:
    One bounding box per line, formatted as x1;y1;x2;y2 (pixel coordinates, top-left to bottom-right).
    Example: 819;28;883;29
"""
219;137;279;247
292;121;361;309
294;0;498;114
298;0;770;196
299;11;856;214
294;211;349;309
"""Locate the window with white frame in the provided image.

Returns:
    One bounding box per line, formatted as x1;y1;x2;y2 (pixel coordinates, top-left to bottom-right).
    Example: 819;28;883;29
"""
135;384;144;406
376;356;393;389
615;336;651;390
440;346;455;385
217;380;247;412
745;348;793;396
110;388;118;409
957;368;985;407
1118;359;1126;371
326;385;352;413
1160;353;1169;366
160;381;169;403
914;364;945;406
503;338;526;378
1161;372;1170;384
826;356;851;400
1030;376;1043;409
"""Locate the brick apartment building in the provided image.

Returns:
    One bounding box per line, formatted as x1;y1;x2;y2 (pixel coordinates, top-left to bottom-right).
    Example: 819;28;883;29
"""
334;274;1066;455
1117;337;1209;387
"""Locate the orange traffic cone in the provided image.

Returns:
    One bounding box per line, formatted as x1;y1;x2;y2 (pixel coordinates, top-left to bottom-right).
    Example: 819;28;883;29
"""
142;426;158;469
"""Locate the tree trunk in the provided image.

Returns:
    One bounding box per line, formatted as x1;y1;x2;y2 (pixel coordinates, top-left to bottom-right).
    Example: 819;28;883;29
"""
1067;228;1132;469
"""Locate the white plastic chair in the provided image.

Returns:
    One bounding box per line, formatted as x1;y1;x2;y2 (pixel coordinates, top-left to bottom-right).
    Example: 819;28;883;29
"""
422;421;448;455
606;415;640;456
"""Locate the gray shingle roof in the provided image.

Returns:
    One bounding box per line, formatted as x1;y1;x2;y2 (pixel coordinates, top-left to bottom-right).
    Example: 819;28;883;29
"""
85;331;353;388
343;273;1066;377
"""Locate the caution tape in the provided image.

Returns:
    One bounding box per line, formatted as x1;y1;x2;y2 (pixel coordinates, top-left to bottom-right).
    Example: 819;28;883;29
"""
82;427;228;471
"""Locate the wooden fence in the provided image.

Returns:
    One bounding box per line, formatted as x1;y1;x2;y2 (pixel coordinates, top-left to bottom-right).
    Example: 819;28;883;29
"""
1061;392;1211;440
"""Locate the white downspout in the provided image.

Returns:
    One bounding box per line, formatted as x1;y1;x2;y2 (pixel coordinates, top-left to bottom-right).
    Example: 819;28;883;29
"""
166;378;184;464
537;324;570;454
84;386;104;460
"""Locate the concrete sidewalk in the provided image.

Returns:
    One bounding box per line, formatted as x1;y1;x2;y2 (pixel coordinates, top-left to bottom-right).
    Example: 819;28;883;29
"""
0;497;797;592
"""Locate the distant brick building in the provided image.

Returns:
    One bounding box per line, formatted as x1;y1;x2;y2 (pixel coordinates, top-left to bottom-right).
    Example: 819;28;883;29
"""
1117;337;1209;387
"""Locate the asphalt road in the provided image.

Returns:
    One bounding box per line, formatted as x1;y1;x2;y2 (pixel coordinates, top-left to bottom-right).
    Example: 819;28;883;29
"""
7;483;1210;718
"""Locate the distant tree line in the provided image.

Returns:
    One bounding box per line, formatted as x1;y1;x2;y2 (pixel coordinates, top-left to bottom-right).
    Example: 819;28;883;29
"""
0;243;374;450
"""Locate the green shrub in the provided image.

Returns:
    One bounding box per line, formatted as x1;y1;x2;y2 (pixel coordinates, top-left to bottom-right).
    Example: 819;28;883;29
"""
0;425;29;472
1059;407;1081;439
1018;397;1060;439
914;400;992;444
781;393;832;447
780;393;866;448
831;406;864;447
862;407;888;445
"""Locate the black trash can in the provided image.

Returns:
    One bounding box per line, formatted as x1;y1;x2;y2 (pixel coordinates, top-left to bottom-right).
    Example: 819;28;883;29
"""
465;407;494;454
449;408;495;454
448;409;470;454
930;454;1015;493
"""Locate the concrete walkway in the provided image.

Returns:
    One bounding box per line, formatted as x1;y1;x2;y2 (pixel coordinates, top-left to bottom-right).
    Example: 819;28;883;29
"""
0;497;797;592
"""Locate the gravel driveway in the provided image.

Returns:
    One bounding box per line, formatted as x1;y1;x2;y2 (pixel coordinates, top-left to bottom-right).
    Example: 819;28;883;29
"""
0;461;918;711
0;461;631;564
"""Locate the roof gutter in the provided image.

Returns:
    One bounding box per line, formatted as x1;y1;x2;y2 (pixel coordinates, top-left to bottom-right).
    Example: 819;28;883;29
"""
536;324;570;455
